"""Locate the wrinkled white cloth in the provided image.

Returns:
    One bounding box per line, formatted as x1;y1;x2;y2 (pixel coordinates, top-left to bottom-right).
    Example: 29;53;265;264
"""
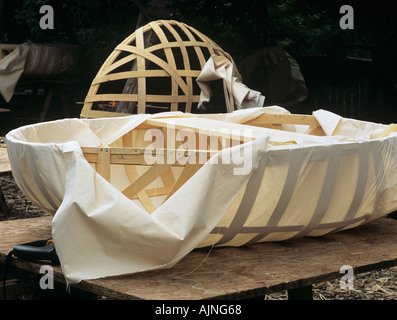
313;109;386;140
6;112;268;284
196;55;265;112
0;44;29;102
0;42;79;102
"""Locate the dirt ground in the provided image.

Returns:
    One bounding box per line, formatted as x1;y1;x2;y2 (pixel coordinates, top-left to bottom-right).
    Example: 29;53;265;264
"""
1;173;397;300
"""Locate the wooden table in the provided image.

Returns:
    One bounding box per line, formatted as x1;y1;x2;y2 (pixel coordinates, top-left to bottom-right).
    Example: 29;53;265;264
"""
2;215;397;300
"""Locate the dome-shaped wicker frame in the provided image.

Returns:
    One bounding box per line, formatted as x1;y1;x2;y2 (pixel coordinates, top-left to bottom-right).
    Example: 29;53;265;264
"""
81;20;238;118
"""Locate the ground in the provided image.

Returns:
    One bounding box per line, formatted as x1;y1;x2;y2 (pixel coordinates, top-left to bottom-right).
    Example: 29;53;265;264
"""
0;173;48;221
1;173;397;300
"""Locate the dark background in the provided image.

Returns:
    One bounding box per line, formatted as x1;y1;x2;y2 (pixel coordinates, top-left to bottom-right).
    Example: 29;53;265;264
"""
0;0;396;134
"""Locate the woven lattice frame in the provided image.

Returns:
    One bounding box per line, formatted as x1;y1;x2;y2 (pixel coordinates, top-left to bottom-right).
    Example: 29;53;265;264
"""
81;20;238;118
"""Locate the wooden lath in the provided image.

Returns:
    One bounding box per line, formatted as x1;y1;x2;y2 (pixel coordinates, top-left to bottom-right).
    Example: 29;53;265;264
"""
80;20;238;118
161;163;202;204
80;112;327;213
242;113;326;136
81;146;207;213
122;131;155;213
0;44;18;60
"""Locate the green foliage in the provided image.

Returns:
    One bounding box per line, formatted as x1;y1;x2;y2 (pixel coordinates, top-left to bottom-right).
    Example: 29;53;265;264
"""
65;0;141;66
172;0;379;60
172;0;267;61
12;0;59;42
7;0;142;69
5;0;390;64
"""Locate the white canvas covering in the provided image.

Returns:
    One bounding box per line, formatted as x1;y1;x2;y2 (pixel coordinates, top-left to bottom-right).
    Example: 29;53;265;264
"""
196;55;265;112
0;42;79;102
6;107;397;284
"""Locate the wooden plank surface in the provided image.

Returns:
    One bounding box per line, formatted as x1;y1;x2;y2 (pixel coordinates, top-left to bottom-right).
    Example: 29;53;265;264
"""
1;216;397;299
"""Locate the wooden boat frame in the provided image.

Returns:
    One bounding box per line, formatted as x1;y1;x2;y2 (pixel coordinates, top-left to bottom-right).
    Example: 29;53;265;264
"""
81;20;238;118
80;113;326;214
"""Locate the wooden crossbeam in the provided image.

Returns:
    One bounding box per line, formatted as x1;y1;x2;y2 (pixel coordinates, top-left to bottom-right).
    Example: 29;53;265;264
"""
125;165;156;213
123;131;161;213
81;112;327;213
243;113;325;136
122;163;172;199
82;146;210;213
81;147;211;167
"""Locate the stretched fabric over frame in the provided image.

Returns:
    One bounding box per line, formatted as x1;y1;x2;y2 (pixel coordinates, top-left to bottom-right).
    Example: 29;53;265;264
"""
6;107;397;284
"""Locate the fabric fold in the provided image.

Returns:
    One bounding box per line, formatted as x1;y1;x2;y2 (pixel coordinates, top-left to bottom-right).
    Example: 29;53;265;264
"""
196;55;265;112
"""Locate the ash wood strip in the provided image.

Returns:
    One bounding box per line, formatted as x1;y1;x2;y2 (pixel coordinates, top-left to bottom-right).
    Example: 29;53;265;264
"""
145;117;256;141
129;186;169;199
122;132;156;213
148;21;179;112
80;109;132;119
165;21;193;112
135;27;146;114
121;164;172;199
116;44;190;96
92;69;201;85
308;125;326;136
85;94;201;103
125;165;156;213
82;147;212;167
243;113;318;126
96;148;111;182
160;166;175;194
99;54;137;78
243;113;326;136
81;20;238;117
92;70;168;85
162;163;202;204
175;21;207;67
